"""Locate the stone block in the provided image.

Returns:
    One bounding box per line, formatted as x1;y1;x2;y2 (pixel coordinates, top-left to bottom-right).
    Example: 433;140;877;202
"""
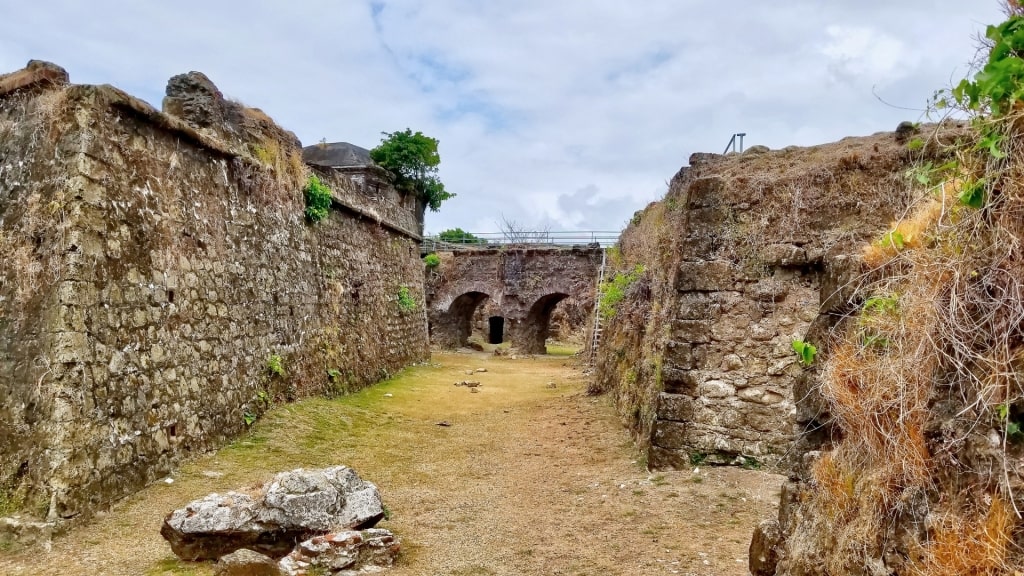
652;420;688;449
50;332;92;364
762;243;809;266
670;319;709;343
821;254;862;313
57;281;98;306
685;176;725;208
697;379;735;399
648;446;692;470
657;393;695;421
676;260;735;292
677;293;720;320
661;368;698;394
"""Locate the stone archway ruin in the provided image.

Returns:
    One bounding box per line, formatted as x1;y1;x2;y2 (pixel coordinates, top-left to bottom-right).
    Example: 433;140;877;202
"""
425;248;602;353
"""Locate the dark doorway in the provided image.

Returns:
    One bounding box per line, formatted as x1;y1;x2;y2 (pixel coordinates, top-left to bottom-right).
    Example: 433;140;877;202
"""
488;316;505;344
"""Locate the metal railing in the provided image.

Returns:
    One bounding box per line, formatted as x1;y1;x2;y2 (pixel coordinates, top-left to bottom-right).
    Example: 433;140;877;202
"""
421;230;620;252
723;132;747;154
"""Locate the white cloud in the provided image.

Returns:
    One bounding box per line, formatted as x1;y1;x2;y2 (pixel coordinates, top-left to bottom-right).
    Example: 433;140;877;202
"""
0;1;1006;235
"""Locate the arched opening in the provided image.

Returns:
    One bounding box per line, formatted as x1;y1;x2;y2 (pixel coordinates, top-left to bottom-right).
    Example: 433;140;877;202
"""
438;291;490;348
488;316;505;344
513;293;569;354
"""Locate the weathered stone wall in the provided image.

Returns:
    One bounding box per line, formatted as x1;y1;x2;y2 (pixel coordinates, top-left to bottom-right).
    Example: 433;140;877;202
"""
425;247;601;353
0;63;429;522
594;131;936;469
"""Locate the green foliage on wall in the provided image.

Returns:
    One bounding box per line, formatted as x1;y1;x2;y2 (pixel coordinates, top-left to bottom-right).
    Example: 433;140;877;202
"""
370;129;454;212
423;253;441;268
397;286;417;312
598;264;645;319
304;175;332;222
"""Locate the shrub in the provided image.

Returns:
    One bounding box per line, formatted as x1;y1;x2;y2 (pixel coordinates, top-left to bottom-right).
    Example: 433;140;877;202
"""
597;264;645;319
304;175;332;223
397;286;416;312
438;228;486;244
266;354;285;377
423;253;440;268
370;129;454;212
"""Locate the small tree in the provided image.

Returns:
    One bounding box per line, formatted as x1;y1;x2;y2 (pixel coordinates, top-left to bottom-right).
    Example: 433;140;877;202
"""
370;129;454;212
438;228;486;245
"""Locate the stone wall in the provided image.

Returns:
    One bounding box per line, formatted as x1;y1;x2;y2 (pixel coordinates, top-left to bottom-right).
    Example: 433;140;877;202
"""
593;130;940;469
0;63;429;522
425;247;602;353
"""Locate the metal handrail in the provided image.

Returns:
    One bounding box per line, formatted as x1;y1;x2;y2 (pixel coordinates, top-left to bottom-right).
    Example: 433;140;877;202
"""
723;132;747;154
421;230;620;251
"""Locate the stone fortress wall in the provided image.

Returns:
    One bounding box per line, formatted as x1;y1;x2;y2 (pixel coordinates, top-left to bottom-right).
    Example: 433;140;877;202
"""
0;61;429;523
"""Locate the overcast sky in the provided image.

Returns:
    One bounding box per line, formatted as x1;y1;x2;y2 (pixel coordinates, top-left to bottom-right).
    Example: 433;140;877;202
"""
0;1;1006;234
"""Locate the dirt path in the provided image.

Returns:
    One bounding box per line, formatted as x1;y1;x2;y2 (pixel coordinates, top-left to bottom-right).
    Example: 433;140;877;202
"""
0;351;783;576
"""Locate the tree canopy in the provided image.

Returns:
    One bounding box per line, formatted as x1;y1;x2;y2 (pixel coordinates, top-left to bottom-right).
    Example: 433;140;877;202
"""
438;228;486;244
369;129;454;212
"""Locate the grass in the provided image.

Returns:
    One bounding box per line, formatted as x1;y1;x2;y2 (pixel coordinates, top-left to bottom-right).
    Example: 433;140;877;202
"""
546;342;581;356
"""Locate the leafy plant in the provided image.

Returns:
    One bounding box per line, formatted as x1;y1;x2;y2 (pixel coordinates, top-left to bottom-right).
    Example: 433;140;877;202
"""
953;16;1024;116
370;129;454;212
397;286;416;312
256;389;271;406
267;354;285;377
998;403;1024;442
243;411;257;427
327;368;342;382
423;253;441;268
304;175;333;222
598;264;645;319
689;452;707;466
958;178;987;209
740;456;761;470
862;294;900;315
791;339;817;367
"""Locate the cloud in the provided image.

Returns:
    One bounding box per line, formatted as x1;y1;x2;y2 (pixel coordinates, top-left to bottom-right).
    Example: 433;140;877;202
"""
0;1;1006;236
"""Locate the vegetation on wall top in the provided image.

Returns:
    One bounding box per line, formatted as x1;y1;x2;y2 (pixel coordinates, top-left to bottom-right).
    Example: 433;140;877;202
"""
370;129;454;212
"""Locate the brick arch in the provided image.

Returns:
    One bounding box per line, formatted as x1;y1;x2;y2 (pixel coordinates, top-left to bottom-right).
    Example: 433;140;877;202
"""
511;292;570;354
431;281;498;313
424;247;604;353
429;290;492;348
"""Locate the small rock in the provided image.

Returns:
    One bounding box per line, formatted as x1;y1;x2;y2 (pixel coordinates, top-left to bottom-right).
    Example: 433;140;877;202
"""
215;549;282;576
465;370;475;375
278;529;400;576
546;382;556;389
749;519;783;576
476;368;487;373
470;388;480;393
383;393;393;398
164;477;175;484
202;471;225;479
436;421;451;427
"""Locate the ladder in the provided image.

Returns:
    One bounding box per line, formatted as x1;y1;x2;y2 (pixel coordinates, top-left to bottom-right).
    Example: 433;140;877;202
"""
588;248;608;365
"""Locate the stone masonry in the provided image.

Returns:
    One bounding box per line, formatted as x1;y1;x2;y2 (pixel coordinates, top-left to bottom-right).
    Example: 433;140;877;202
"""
594;131;936;469
425;247;602;353
0;62;429;522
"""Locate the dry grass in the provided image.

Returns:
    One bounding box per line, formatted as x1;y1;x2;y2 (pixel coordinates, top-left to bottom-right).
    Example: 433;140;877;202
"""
914;497;1016;576
789;115;1024;573
0;352;784;576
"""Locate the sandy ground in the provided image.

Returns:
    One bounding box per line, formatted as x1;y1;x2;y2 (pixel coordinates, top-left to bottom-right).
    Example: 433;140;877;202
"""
0;351;783;575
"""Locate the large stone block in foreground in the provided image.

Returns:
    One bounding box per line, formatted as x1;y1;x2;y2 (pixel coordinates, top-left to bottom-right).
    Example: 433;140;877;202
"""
161;467;385;561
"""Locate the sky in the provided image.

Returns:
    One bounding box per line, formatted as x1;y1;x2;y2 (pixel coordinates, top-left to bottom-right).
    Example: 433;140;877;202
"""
0;1;1007;235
